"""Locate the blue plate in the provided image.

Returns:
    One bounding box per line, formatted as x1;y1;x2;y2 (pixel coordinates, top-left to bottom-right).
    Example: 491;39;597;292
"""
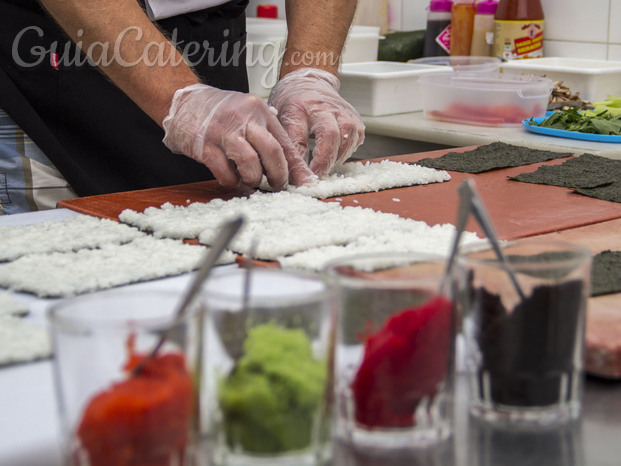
522;116;621;143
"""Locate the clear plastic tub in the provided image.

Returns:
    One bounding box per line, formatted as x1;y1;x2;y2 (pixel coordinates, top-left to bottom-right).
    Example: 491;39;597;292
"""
408;56;501;72
419;72;552;126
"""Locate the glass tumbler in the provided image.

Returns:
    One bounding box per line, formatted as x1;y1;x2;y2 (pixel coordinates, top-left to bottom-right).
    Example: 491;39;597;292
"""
324;253;456;450
49;288;204;466
201;268;334;466
457;238;592;428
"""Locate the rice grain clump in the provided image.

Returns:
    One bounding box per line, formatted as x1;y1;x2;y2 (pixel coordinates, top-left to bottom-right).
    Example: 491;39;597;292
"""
262;160;451;199
0;237;235;298
0;215;144;262
0;290;28;317
0;316;51;366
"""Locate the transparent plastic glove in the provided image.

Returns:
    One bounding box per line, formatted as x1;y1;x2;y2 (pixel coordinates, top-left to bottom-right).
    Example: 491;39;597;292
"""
268;68;365;178
162;84;315;190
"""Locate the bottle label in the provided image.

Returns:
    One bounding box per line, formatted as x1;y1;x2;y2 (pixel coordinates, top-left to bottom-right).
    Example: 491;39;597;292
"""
436;25;451;55
485;31;494;46
493;20;544;60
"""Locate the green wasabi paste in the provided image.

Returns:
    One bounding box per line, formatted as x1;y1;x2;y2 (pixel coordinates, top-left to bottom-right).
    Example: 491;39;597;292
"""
218;323;326;454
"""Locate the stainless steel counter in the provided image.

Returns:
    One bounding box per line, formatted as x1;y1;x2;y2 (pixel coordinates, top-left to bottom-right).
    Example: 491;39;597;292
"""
334;374;620;466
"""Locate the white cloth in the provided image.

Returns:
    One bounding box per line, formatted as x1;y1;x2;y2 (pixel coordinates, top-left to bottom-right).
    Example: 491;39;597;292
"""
144;0;231;20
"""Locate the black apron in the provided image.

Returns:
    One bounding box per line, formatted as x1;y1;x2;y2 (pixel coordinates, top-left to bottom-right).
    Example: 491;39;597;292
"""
0;0;249;196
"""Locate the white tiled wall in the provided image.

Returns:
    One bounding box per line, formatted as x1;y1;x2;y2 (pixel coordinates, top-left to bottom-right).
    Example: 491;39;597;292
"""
395;0;621;61
392;0;428;31
540;0;616;59
247;0;621;61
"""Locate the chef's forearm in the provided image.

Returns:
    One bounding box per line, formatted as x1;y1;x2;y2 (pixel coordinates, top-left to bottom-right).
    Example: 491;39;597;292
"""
281;0;358;77
38;0;200;125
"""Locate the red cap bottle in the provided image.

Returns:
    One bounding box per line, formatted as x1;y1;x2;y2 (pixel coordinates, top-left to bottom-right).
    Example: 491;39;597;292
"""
257;4;278;19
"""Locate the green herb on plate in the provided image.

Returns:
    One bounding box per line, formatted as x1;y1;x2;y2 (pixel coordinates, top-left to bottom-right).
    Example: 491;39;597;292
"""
528;108;621;135
588;95;621;116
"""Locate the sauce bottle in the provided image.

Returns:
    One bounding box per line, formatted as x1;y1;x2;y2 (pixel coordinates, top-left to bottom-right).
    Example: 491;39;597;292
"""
493;0;544;60
450;0;475;56
470;1;498;57
424;0;453;57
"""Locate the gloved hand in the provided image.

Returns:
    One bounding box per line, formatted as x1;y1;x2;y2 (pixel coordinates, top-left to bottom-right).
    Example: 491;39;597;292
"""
162;84;315;190
268;68;365;178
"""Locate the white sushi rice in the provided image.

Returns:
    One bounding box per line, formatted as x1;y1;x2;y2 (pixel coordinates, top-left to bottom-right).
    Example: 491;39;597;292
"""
261;160;451;199
0;237;235;298
0;290;28;317
119;190;480;265
200;205;424;260
0;316;51;366
119;191;340;239
0;214;145;262
278;225;482;272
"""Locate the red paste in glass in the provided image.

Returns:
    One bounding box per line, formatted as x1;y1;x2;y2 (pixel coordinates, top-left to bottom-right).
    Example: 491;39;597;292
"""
76;349;194;466
351;295;452;428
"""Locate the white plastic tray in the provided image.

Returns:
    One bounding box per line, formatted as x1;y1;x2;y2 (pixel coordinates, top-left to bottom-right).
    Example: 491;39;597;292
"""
339;62;444;116
500;57;621;102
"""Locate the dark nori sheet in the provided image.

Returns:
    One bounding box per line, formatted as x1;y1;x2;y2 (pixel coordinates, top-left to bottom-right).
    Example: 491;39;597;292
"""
414;141;573;173
473;279;583;407
574;183;621;204
510;153;621;203
510;153;621;188
591;250;621;296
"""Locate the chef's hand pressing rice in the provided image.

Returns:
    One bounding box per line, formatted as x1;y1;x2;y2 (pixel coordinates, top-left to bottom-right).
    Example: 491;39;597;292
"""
162;84;315;190
268;68;365;178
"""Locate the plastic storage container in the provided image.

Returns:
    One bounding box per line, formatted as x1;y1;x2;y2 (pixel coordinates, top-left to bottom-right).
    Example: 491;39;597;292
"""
245;19;380;64
341;25;381;64
409;55;501;72
246;25;286;97
500;57;621;102
424;0;453;57
419;71;552;126
339;62;444;116
245;19;380;97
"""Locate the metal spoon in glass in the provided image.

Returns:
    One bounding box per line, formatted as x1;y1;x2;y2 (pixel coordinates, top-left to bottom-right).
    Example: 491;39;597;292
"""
442;179;526;301
131;216;244;376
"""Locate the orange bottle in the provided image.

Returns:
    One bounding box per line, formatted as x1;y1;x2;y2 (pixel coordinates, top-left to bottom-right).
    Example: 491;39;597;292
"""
450;0;475;56
493;0;544;60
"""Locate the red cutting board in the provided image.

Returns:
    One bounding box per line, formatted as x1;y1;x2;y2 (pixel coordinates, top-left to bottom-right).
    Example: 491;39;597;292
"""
533;219;621;379
58;147;621;240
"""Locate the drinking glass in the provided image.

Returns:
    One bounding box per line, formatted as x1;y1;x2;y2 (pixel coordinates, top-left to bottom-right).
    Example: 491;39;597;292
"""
201;268;334;466
49;288;204;466
324;253;456;450
457;238;592;428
